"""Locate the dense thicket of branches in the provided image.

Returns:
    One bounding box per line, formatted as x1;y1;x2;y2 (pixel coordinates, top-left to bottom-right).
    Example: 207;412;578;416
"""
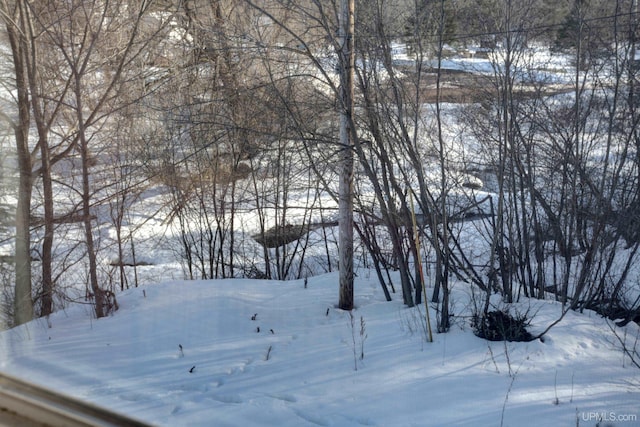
0;0;639;336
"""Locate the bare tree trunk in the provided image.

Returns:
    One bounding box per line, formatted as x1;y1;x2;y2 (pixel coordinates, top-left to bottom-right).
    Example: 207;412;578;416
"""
421;0;452;332
25;13;55;316
13;123;33;326
4;1;34;325
73;74;105;318
36;121;53;316
338;0;355;310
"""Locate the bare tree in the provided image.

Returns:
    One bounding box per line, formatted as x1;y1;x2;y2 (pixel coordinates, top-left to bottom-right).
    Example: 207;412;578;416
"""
33;0;170;318
338;0;355;310
1;0;35;325
457;0;640;331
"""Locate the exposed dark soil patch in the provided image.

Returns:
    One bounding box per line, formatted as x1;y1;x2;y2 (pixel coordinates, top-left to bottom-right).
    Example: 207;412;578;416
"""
109;260;154;267
393;68;573;104
253;221;338;248
30;213;97;227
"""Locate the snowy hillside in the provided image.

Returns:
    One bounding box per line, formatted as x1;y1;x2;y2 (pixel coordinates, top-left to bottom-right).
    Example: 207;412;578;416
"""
1;272;638;427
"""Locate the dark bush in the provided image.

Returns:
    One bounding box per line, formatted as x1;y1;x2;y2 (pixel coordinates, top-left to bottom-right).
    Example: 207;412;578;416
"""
472;309;534;342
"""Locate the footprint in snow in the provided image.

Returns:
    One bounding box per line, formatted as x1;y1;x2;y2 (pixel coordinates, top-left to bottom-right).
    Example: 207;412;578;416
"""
268;393;297;403
210;394;243;404
293;409;330;426
225;358;254;375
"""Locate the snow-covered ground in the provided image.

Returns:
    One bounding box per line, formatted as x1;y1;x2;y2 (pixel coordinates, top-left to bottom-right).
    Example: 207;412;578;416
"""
0;42;638;426
1;272;638;427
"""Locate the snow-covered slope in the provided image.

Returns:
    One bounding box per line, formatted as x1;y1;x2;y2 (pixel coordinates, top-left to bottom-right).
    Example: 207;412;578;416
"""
1;272;639;427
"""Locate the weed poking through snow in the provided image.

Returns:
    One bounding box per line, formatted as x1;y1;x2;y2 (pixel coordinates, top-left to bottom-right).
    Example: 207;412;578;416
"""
348;312;368;371
265;345;273;361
